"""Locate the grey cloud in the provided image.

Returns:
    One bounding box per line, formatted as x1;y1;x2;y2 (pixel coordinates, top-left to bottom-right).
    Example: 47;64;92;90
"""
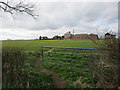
1;2;117;30
0;2;118;40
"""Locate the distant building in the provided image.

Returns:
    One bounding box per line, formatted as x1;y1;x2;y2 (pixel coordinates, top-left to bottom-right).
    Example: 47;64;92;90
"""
89;34;99;40
105;33;116;39
72;34;98;40
64;31;73;39
64;31;99;40
73;34;89;40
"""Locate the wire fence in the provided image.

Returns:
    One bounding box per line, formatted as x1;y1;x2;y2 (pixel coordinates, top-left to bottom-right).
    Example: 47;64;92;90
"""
41;46;105;69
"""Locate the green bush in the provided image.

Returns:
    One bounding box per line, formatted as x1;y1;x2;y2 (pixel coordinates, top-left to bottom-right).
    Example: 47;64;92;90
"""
2;48;25;87
91;39;120;88
2;47;54;88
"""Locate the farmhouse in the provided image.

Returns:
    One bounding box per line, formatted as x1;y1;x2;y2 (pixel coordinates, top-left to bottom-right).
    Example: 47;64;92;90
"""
64;31;99;40
89;34;99;40
73;34;89;40
64;31;73;39
105;33;116;39
73;34;98;40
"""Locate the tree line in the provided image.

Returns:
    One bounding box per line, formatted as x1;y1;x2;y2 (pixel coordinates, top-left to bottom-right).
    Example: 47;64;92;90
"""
39;35;64;40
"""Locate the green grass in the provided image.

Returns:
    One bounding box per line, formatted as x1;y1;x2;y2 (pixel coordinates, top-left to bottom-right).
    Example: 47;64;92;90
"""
2;39;100;88
42;50;100;88
21;51;54;88
2;40;97;51
2;39;119;88
2;48;54;88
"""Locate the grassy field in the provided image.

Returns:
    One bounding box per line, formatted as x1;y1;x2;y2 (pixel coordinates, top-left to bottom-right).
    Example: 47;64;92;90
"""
2;40;97;51
2;39;100;88
2;39;119;88
41;45;103;88
43;50;100;88
2;48;54;88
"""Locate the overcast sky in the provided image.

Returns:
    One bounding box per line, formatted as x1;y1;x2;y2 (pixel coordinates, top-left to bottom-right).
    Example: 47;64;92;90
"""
0;0;118;40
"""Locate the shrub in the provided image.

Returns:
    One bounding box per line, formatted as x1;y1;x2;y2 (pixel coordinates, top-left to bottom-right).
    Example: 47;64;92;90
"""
91;39;120;88
2;47;54;88
2;48;25;87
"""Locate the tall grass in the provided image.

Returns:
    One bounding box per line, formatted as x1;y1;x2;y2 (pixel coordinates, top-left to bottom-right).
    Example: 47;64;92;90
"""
2;47;54;88
2;48;26;88
91;39;120;88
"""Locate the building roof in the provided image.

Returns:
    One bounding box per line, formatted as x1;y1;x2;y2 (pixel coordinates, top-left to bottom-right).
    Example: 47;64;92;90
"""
89;34;98;36
64;31;72;35
105;33;111;35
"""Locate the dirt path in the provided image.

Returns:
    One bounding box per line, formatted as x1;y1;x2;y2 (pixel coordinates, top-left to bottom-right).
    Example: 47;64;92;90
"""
34;56;64;88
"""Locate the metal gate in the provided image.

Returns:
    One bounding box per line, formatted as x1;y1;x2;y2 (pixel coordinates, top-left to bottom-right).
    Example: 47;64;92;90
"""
41;46;104;68
40;46;104;87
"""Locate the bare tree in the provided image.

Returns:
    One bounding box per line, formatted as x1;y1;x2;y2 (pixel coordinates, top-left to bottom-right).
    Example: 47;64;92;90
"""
0;1;38;19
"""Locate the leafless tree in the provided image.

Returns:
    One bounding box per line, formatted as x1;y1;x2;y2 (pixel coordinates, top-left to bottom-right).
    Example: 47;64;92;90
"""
0;1;38;19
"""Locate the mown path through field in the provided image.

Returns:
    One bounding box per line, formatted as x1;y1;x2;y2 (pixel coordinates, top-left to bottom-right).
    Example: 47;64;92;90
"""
34;55;64;88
